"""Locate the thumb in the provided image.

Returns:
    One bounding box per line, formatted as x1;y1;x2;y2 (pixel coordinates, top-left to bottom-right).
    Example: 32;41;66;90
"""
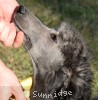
0;86;12;100
12;86;26;100
0;9;3;18
0;0;19;22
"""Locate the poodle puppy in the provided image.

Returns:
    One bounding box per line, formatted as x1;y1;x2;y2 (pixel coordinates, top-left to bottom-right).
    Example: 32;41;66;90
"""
14;6;93;100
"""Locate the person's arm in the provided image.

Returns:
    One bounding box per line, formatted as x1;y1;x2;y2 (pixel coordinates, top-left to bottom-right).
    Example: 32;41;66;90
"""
0;0;26;99
0;60;26;100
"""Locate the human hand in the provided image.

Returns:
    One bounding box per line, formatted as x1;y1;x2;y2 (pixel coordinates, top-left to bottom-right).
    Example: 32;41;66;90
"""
0;0;24;48
0;60;26;100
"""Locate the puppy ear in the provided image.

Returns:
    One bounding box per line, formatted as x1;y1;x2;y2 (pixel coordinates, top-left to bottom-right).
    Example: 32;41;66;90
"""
45;68;72;96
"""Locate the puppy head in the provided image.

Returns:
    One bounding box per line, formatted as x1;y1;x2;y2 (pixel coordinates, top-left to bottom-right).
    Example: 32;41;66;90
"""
14;6;89;73
14;6;64;72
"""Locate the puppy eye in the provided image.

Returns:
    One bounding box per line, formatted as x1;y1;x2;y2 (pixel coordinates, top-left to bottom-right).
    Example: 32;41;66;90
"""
50;33;57;43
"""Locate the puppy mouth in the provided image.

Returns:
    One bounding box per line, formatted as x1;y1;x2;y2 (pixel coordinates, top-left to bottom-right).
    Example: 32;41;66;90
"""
14;5;58;37
14;6;30;34
14;6;33;50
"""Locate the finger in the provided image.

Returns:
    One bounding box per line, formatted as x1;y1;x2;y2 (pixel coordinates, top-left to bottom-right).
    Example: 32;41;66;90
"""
3;23;16;47
0;10;3;18
13;31;24;48
0;86;12;100
12;86;26;100
0;9;4;32
0;18;5;34
0;22;10;42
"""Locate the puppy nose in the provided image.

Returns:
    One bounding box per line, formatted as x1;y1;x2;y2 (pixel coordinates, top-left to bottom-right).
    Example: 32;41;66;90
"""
18;5;26;14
